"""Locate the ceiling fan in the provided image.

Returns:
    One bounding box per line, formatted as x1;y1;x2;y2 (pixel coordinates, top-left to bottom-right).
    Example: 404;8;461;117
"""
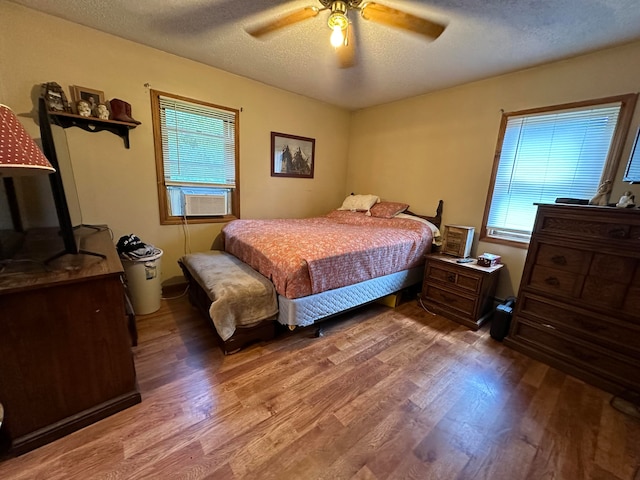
246;1;446;67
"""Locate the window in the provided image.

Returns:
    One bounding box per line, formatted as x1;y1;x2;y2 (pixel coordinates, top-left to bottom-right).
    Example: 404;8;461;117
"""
482;94;637;246
151;90;239;224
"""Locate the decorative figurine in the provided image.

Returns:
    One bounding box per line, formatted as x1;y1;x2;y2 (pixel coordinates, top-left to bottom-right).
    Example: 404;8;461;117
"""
95;103;110;120
76;99;92;117
589;180;612;206
616;191;636;208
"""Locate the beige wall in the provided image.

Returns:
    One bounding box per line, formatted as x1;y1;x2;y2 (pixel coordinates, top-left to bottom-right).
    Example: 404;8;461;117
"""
0;2;351;284
3;2;640;298
348;41;640;298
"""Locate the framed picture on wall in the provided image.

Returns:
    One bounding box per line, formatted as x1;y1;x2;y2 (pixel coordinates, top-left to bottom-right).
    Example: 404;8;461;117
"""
70;85;105;111
271;132;315;179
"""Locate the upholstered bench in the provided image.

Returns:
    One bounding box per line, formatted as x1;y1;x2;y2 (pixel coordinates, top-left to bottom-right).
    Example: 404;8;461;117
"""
178;251;279;354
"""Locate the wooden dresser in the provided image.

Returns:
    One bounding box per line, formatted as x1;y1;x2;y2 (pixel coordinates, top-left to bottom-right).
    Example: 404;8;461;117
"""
505;204;640;404
421;253;503;330
0;227;141;455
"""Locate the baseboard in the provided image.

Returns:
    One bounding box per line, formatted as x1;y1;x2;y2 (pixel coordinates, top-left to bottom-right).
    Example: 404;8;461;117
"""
162;281;188;297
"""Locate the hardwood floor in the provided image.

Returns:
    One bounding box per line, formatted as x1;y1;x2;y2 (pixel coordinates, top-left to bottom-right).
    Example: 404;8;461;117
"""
0;294;638;479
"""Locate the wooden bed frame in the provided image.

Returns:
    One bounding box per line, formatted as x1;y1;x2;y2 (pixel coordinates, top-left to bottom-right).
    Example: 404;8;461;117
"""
181;200;443;354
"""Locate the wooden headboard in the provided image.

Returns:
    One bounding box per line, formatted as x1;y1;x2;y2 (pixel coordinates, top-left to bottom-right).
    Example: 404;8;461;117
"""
407;199;443;229
346;194;443;229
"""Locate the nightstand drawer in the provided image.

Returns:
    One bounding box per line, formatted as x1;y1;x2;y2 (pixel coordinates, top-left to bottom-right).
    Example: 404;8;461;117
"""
422;254;503;330
422;283;476;316
425;263;481;294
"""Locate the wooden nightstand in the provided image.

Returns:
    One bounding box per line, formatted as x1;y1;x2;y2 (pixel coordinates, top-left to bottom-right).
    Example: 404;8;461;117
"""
421;253;503;330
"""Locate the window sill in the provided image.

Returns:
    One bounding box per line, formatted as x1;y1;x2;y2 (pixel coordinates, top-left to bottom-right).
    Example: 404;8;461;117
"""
480;234;530;250
160;214;238;226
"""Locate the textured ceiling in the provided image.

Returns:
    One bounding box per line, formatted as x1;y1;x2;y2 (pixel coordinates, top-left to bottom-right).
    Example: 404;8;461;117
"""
10;0;640;110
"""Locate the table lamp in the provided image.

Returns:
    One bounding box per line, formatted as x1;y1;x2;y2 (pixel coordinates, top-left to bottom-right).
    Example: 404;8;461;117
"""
0;103;55;177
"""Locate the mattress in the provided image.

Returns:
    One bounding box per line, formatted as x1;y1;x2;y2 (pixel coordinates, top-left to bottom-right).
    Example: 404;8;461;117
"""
277;266;423;327
223;210;434;299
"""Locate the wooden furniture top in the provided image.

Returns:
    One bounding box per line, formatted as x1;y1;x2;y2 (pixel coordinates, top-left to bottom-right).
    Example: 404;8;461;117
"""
426;253;504;274
0;226;122;294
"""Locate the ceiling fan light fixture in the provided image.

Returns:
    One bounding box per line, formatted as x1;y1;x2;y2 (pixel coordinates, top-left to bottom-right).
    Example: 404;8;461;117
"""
330;25;345;47
327;1;349;31
327;1;348;47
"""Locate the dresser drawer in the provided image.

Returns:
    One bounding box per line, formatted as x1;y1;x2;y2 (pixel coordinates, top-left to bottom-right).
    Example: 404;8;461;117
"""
510;320;640;390
425;262;481;294
528;265;581;297
535;243;590;274
422;283;476;317
526;247;640;311
517;293;640;358
536;209;640;246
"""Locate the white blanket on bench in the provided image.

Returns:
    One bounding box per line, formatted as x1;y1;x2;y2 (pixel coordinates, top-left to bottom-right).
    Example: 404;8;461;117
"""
179;251;278;341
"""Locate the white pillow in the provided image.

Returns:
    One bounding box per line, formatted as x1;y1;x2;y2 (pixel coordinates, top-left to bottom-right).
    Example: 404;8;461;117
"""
337;194;380;215
395;212;442;246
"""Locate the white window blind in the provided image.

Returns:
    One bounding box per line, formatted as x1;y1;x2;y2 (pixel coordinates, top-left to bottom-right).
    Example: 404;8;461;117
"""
158;96;237;217
160;96;236;188
486;103;622;242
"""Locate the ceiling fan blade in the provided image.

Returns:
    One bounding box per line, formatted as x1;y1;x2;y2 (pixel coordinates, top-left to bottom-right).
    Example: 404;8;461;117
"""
360;2;445;40
337;23;357;69
247;6;320;37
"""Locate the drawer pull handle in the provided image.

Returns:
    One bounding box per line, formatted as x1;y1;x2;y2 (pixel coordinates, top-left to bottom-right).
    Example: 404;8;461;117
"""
551;255;566;265
608;228;627;239
447;274;456;283
442;295;457;303
545;277;560;286
541;323;556;330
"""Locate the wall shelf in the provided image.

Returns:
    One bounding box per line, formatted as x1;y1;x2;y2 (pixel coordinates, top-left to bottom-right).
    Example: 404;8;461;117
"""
49;111;139;149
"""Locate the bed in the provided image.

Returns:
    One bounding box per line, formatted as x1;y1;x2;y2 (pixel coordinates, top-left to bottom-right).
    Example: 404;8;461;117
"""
179;197;443;353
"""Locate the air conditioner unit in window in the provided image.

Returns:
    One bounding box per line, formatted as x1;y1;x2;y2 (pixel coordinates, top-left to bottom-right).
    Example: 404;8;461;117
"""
183;193;228;216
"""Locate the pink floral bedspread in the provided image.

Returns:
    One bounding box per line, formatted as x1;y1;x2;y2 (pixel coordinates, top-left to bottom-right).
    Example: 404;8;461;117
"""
222;210;433;299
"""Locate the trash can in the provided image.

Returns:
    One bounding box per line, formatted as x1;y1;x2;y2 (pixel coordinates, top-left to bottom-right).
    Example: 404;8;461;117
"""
121;249;163;315
490;296;516;341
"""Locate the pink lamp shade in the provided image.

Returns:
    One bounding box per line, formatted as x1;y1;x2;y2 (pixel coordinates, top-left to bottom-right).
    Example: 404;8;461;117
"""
0;104;55;176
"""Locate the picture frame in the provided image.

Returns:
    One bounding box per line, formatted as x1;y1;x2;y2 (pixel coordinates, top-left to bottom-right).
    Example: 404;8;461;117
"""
42;82;71;113
271;132;315;178
70;86;105;113
622;127;640;183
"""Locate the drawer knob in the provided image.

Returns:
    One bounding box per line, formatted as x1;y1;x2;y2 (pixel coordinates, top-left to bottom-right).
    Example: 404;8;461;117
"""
447;274;456;283
545;277;560;286
551;255;567;265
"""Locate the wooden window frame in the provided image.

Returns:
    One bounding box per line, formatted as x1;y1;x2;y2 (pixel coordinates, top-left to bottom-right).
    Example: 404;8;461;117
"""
480;93;638;249
150;89;240;225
